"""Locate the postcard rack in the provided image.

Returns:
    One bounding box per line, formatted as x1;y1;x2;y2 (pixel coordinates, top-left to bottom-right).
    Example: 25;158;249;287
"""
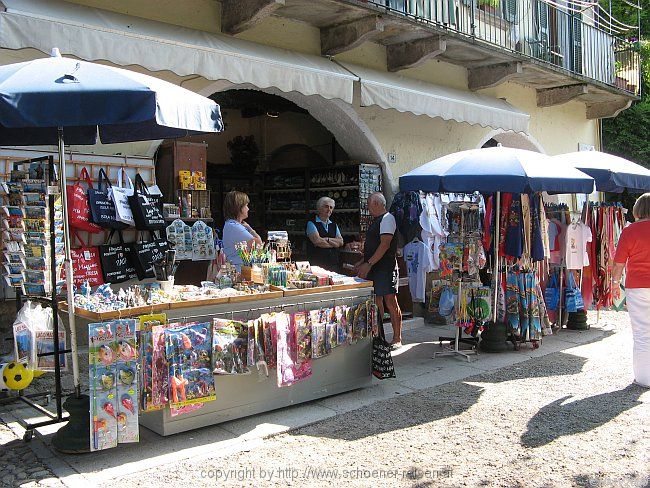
0;156;70;441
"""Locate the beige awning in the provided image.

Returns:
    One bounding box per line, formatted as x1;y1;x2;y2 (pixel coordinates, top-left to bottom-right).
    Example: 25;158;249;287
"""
0;0;356;103
345;64;530;133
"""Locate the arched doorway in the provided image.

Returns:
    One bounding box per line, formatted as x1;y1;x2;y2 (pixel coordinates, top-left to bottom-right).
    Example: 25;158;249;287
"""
478;130;546;153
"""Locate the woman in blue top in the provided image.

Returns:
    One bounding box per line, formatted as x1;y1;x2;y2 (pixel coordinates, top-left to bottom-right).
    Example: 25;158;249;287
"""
222;191;262;271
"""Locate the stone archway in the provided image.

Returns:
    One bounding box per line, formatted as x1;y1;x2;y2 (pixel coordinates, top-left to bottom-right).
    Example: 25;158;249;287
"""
477;129;546;153
198;81;397;192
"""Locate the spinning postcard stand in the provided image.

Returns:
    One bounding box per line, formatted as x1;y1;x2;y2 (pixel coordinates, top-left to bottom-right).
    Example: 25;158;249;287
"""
433;201;482;362
1;156;71;441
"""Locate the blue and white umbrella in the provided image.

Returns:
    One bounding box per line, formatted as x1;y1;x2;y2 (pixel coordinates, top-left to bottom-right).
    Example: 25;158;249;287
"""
553;150;650;193
0;48;224;397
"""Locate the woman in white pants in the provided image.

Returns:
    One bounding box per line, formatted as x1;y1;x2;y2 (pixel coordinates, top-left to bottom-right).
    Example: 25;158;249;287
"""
613;193;650;388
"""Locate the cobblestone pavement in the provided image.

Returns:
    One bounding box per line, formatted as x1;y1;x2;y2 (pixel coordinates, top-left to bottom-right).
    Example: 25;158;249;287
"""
0;419;65;488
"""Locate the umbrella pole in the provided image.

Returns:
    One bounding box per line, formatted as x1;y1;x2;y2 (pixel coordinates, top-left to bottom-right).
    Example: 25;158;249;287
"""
492;191;501;323
51;128;91;454
57;129;80;397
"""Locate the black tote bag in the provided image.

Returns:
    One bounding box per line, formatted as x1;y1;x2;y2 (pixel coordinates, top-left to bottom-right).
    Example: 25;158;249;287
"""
372;319;396;380
88;168;128;230
128;231;169;280
128;174;165;230
99;230;137;284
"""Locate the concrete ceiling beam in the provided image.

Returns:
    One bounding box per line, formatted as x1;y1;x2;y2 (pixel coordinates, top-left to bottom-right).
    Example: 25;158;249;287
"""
221;0;285;35
320;16;384;56
468;62;522;91
536;84;589;107
586;98;634;119
386;36;447;72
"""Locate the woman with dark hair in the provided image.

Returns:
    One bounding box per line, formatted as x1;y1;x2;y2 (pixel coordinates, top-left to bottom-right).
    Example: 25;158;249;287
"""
222;191;262;271
613;192;650;388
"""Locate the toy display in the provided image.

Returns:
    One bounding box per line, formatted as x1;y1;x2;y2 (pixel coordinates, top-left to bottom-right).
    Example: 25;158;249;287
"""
212;319;248;375
165;322;216;408
139;313;167;412
89;319;139;450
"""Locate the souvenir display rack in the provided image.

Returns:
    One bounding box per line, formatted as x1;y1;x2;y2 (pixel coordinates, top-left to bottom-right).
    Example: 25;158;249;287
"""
1;156;71;441
61;286;373;436
433;201;482;362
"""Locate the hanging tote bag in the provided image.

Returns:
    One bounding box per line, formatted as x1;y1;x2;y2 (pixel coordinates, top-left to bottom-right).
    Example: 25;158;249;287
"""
66;167;102;233
128;231;169;280
88;169;128;230
61;231;104;287
372;319;396;380
544;272;560;311
564;271;585;313
110;168;135;226
98;230;137;284
128;174;165;230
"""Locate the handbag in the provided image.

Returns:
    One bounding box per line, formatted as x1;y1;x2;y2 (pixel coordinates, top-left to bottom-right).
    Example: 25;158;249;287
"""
98;230;137;284
372;318;396;380
128;174;165;230
564;271;585;313
128;231;169;280
88;168;128;230
62;231;104;287
544;272;560;311
66;167;102;233
110;168;135;226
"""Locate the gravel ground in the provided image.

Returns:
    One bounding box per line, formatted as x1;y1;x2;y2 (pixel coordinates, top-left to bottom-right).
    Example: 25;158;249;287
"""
100;311;649;488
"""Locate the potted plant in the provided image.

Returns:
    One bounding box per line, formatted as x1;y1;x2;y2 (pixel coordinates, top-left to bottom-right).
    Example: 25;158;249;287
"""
478;0;500;15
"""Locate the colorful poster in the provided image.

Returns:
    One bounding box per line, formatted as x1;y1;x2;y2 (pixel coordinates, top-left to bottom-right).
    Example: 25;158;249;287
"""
35;330;67;371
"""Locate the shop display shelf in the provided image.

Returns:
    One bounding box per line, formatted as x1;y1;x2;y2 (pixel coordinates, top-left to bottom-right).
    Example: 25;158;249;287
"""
59;302;170;320
228;290;284;302
264;188;306;193
270;284;333;296
309;185;358;191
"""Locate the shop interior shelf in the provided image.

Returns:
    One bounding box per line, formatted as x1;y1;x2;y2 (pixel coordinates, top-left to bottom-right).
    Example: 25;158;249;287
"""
309;185;359;191
264;188;305;193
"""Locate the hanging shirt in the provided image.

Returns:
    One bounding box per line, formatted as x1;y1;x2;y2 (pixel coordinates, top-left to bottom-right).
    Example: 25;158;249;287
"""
565;222;593;270
419;193;446;271
403;240;429;302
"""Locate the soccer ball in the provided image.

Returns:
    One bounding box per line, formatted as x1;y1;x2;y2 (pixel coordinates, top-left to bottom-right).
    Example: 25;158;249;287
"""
2;361;34;391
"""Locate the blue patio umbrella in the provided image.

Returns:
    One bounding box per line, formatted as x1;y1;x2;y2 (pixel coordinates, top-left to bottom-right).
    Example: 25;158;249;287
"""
0;49;223;401
399;146;595;194
552;150;650;193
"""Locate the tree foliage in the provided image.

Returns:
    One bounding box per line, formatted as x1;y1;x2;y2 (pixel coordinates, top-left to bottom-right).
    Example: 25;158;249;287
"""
601;1;650;168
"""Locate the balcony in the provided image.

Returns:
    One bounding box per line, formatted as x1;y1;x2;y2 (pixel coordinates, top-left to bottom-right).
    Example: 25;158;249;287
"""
222;0;641;118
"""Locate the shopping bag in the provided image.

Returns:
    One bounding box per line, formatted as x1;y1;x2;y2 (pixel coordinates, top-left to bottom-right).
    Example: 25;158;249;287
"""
128;231;169;280
98;230;137;284
62;231;104;287
88;168;128;230
128;174;165;230
564;271;585;313
66;167;102;233
544;272;560;311
110;168;135;226
372;322;396;380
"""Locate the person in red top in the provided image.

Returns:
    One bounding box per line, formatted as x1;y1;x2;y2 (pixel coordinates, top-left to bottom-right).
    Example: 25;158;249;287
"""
613;193;650;388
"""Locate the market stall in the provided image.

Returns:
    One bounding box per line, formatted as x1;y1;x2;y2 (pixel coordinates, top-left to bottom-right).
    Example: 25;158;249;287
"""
397;147;596;355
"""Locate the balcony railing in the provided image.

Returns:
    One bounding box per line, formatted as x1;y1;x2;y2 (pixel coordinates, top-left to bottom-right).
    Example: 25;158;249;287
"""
365;0;640;96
